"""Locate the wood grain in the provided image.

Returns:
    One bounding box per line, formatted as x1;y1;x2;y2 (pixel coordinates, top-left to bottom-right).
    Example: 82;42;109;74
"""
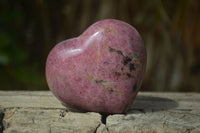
0;91;199;133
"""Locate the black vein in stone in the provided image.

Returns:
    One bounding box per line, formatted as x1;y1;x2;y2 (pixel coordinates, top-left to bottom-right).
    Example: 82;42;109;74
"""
123;56;132;65
133;83;137;92
129;63;135;72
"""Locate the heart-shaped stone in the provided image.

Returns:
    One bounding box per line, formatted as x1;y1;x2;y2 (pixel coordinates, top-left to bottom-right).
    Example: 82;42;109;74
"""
46;19;147;114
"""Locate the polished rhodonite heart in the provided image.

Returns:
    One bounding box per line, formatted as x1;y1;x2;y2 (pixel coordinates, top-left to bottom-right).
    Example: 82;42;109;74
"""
46;19;147;114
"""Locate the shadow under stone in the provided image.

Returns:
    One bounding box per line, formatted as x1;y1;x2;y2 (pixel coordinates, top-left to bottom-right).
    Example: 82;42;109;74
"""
128;95;178;114
61;95;178;115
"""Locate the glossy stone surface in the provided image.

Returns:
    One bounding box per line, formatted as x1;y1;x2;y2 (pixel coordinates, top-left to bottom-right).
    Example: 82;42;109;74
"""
46;19;146;114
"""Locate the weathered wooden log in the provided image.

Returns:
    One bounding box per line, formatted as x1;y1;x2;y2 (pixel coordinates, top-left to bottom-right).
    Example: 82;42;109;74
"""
0;91;199;133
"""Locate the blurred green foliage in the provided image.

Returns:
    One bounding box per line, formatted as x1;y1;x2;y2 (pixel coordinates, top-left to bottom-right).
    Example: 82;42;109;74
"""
0;1;46;90
0;0;200;91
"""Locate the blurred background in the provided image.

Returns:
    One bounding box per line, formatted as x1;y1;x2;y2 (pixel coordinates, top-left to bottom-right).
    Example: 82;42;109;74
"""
0;0;199;91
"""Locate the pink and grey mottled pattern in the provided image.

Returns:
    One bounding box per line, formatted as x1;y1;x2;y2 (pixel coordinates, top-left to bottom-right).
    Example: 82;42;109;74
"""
46;19;147;114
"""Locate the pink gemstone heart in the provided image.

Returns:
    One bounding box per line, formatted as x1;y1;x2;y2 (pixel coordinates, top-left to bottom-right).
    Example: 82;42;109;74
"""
46;19;147;114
